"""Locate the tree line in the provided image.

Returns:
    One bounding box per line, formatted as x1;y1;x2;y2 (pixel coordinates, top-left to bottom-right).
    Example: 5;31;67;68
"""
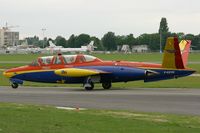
25;18;200;51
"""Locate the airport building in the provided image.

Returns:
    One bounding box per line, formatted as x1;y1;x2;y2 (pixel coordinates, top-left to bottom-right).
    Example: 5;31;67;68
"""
0;27;19;48
132;45;149;53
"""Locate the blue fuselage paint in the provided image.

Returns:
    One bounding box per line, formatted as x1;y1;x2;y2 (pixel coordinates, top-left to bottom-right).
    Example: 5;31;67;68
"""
11;66;146;84
144;69;195;82
11;66;195;84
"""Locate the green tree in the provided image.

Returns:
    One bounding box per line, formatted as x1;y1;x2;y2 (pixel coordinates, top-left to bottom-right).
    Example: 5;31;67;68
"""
159;17;169;52
137;33;150;45
193;34;200;50
159;18;169;34
55;36;67;48
176;32;185;40
184;34;200;50
126;34;137;46
184;34;195;40
115;35;126;46
115;34;136;47
26;36;39;45
42;37;48;48
25;36;45;48
102;32;117;51
148;33;160;51
67;34;76;48
74;34;90;48
136;33;160;51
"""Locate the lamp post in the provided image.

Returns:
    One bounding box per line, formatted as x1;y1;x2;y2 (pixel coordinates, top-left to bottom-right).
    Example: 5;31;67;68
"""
41;28;46;48
160;32;162;53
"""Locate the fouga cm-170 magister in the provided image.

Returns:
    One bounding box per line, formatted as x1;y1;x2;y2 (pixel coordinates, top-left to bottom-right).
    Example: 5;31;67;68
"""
3;37;195;90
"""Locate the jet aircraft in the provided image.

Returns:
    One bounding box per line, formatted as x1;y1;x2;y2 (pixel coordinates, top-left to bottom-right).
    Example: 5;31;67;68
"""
46;41;96;53
3;37;195;90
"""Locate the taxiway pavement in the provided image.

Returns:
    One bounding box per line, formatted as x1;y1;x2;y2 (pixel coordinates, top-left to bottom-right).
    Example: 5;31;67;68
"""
0;87;200;115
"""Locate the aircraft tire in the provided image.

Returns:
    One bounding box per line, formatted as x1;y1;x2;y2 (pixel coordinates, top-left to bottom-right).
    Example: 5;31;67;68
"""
11;83;18;89
84;82;94;91
102;82;112;89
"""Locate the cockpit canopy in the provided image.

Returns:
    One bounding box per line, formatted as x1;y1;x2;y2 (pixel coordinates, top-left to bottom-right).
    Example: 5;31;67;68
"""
29;54;101;66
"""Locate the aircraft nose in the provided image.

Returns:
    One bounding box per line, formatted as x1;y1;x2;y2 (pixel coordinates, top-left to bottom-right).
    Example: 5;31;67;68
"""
3;71;15;78
3;65;29;78
3;71;8;77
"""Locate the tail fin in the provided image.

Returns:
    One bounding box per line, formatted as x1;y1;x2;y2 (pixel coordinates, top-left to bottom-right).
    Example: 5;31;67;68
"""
162;37;191;69
49;41;56;47
179;40;191;67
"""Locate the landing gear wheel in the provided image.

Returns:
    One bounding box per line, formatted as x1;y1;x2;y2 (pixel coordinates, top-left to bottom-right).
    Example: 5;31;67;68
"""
84;82;94;91
11;83;18;89
84;78;94;91
102;82;112;89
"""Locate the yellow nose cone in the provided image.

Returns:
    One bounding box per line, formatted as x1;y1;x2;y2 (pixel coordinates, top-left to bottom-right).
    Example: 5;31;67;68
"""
3;71;15;78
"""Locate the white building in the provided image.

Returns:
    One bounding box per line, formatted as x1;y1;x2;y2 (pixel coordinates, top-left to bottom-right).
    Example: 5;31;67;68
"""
0;27;19;48
132;45;148;53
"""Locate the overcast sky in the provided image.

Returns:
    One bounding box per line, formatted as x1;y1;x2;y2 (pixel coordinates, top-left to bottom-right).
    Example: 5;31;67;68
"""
0;0;200;39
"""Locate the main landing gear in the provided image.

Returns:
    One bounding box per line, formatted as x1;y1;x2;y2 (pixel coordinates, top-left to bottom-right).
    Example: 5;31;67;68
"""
84;79;94;90
102;82;112;89
84;78;112;90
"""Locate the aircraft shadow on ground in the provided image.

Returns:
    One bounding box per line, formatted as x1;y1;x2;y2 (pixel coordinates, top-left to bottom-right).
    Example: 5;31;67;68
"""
70;87;133;92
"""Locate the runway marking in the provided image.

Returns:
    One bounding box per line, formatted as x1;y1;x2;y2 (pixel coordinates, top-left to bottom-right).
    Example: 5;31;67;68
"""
104;111;169;122
191;74;200;77
56;106;87;111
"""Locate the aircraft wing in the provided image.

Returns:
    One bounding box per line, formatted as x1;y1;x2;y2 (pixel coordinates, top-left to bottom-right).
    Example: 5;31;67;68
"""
54;68;110;77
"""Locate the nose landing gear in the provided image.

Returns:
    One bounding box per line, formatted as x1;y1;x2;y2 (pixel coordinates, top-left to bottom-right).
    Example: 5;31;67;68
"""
11;83;19;89
10;78;23;89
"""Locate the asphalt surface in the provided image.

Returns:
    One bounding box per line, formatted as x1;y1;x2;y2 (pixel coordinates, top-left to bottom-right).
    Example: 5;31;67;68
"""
0;86;200;115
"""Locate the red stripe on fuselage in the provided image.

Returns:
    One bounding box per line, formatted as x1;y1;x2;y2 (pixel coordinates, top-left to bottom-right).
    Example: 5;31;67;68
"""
6;60;162;74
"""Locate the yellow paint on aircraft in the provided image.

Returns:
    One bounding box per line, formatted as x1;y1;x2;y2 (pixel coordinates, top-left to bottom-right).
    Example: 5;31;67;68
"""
179;40;187;51
54;68;99;77
162;37;176;68
3;71;16;78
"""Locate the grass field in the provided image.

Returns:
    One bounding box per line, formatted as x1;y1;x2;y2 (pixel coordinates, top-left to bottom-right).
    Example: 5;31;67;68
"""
0;53;199;88
0;53;199;62
0;54;200;133
0;103;200;133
